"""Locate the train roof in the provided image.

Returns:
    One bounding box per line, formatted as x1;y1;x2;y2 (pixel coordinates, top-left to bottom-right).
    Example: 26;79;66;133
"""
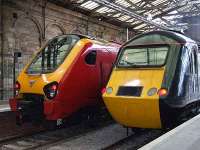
76;34;121;46
52;33;121;47
69;34;94;40
125;30;196;47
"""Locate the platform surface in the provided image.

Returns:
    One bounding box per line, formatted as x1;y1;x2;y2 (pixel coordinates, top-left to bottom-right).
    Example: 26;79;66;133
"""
0;101;10;112
139;114;200;150
46;124;127;150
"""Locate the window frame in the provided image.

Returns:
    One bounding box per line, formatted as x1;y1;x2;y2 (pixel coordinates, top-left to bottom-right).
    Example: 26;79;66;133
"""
192;47;198;75
26;35;80;74
84;50;97;66
197;53;200;76
116;44;170;68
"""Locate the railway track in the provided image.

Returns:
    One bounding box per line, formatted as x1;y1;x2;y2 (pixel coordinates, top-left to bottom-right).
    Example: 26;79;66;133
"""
101;111;197;150
0;109;113;150
102;129;164;150
1;121;113;150
0;128;45;144
0;111;45;144
0;111;193;150
34;124;164;150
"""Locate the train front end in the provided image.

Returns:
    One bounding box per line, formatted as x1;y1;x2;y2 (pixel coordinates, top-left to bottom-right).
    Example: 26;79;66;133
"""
9;34;89;125
102;31;183;129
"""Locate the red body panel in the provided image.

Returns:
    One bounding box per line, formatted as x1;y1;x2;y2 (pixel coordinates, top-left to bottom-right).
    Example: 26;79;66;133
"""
44;44;120;120
9;98;18;112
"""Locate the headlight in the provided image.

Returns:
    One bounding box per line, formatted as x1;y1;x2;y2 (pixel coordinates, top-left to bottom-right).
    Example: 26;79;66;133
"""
43;82;58;100
147;87;157;96
106;87;113;94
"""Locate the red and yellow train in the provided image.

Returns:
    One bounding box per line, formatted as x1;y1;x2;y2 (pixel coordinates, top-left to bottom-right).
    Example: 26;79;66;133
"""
9;34;120;126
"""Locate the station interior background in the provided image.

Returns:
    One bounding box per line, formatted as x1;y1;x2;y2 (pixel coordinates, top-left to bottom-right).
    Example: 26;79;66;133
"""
0;0;200;101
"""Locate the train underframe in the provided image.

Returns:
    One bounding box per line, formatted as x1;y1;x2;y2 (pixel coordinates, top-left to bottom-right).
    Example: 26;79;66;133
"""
9;94;45;126
159;100;200;129
9;94;105;129
124;99;200;132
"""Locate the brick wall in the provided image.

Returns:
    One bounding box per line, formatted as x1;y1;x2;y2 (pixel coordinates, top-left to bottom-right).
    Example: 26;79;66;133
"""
2;0;132;54
0;0;134;100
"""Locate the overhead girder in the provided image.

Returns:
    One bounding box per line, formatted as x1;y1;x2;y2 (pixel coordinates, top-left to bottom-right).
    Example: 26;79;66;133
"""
91;0;171;30
132;3;188;30
52;0;200;32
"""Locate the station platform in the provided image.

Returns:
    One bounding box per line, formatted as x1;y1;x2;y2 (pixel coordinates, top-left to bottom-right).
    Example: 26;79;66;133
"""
0;101;10;112
139;114;200;150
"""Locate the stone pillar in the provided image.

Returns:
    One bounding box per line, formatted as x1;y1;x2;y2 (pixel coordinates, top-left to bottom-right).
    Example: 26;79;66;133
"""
0;0;4;100
41;0;47;44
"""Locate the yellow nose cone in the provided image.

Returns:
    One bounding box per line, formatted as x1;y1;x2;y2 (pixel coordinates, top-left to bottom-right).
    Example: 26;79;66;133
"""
103;68;165;129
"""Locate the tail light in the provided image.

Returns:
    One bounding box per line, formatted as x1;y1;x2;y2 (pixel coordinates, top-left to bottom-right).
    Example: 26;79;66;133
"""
14;81;20;96
101;88;106;94
101;87;113;95
43;82;58;99
158;88;168;97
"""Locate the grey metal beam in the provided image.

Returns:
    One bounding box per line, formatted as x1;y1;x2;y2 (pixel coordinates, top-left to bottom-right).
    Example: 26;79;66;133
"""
132;3;187;29
143;1;174;26
125;0;152;11
164;9;200;17
194;4;200;11
91;0;172;30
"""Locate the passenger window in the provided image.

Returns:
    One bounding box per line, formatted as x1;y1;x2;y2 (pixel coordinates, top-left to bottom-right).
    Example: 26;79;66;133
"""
85;51;97;65
189;53;194;74
189;50;198;74
198;53;200;76
193;52;198;74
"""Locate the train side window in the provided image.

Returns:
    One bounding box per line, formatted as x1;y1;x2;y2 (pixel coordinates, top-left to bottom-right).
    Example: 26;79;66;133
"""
189;52;196;74
85;51;97;65
188;49;199;76
197;53;200;75
193;52;198;74
189;54;193;74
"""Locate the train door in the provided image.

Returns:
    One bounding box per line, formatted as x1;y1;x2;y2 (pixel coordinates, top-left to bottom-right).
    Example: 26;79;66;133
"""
192;47;199;99
99;49;113;88
197;51;200;97
188;47;198;101
82;49;100;103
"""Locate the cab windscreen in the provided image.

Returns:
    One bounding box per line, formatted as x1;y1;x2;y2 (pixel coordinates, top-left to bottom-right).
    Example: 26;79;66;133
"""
26;35;80;74
117;45;169;67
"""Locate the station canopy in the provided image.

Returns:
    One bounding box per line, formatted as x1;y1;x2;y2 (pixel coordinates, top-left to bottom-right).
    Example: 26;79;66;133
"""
50;0;200;33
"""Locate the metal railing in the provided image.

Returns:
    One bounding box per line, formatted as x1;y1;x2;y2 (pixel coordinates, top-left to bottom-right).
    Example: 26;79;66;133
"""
0;52;33;100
